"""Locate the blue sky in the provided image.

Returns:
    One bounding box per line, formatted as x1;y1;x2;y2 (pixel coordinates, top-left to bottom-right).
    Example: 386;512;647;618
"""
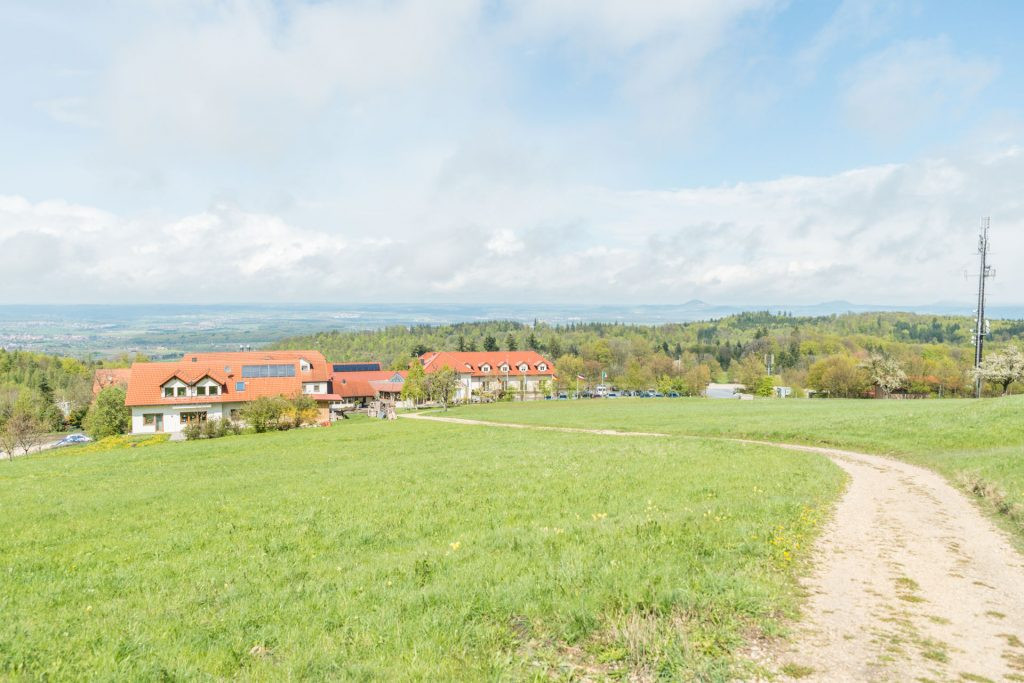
1;0;1023;305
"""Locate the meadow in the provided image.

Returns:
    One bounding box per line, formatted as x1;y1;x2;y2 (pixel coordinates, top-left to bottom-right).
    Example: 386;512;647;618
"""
449;396;1024;538
0;416;842;680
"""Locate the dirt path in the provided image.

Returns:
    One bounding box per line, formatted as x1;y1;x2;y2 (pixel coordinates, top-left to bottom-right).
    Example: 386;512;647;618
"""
402;413;1024;681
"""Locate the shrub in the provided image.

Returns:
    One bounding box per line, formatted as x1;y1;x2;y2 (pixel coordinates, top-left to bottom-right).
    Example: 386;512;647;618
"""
83;387;131;440
240;396;289;433
182;422;203;440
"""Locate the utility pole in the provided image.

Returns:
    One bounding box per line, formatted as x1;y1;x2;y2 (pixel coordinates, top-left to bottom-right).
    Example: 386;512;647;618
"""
763;353;775;376
971;217;995;398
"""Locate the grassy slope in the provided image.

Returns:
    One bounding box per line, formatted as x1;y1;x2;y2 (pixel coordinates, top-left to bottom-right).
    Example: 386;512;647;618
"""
448;397;1024;534
0;418;842;681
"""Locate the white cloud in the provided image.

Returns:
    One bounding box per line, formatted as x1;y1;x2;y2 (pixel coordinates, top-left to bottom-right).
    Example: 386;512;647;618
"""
3;148;1022;305
103;0;482;156
843;37;997;138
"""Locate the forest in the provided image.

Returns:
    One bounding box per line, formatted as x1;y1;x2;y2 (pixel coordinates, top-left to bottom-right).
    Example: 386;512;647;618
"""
273;311;1024;398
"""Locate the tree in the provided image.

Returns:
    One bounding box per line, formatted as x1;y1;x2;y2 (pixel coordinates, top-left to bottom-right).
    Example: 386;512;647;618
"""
402;361;427;405
734;354;766;392
974;345;1024;396
285;394;320;428
755;376;776;398
4;411;43;457
862;353;907;397
505;333;517;351
483;336;498;352
456;335;467;352
411;343;429;358
806;355;870;398
526;333;539;351
425;366;459;410
83;386;130;440
240;396;289;433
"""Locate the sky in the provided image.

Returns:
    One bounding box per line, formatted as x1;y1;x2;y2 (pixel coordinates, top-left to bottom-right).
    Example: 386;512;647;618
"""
1;0;1023;306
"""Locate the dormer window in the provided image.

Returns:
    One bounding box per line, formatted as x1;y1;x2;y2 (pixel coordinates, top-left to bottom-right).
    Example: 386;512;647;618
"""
518;363;528;372
481;363;491;373
176;387;186;397
538;363;547;372
209;385;219;396
164;387;173;398
300;358;311;372
499;364;509;373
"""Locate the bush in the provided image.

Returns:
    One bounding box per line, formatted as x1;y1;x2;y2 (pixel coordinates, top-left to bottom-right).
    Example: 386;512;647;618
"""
240;396;290;433
182;422;202;440
83;387;130;440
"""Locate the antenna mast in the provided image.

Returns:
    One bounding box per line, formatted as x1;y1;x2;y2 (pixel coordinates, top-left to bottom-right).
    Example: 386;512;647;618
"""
972;217;994;398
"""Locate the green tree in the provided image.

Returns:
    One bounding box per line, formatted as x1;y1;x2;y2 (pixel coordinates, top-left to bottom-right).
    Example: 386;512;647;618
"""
505;333;517;351
240;396;289;433
806;356;870;398
402;362;427;406
83;387;130;440
483;336;498;352
425;366;459;411
733;354;766;392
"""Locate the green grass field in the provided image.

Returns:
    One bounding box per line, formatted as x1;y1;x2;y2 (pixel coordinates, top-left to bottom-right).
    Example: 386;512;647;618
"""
0;417;842;680
448;396;1024;536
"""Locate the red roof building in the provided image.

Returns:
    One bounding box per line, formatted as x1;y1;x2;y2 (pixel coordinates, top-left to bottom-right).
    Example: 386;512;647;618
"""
418;350;557;401
125;350;339;434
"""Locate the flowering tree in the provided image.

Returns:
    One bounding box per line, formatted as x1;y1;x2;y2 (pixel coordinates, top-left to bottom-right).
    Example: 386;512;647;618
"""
863;353;907;397
974;345;1024;396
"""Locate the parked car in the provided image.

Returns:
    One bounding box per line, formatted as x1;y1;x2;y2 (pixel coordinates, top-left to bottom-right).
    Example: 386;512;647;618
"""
557;392;568;400
666;391;680;398
55;433;92;447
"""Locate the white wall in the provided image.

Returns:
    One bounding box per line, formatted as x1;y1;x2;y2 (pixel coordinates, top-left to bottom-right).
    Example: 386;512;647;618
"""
130;402;240;434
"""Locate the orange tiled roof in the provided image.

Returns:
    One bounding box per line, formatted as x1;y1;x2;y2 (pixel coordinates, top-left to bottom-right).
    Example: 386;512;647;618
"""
92;368;132;395
331;370;407;399
181;350;331;381
125;350;333;406
419;351;556;377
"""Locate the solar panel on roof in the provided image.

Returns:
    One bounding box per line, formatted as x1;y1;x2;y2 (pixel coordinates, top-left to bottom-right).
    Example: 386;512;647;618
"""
332;363;381;372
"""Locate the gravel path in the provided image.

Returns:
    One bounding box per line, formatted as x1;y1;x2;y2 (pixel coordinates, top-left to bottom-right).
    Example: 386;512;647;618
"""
402;413;1024;680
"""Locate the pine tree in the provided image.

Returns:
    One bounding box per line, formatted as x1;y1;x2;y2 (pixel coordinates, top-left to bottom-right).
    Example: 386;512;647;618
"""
505;334;517;351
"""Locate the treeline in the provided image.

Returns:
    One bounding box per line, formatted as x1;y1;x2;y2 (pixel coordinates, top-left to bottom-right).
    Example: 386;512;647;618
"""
274;312;1024;398
0;349;143;436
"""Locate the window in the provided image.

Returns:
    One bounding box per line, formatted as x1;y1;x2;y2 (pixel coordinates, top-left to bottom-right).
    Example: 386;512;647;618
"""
180;411;207;425
163;387;174;398
538;363;547;372
241;364;296;378
196;386;207;396
208;386;219;396
518;364;528;372
176;387;186;397
143;414;158;425
500;364;509;373
236;381;245;392
300;358;311;372
481;364;491;372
